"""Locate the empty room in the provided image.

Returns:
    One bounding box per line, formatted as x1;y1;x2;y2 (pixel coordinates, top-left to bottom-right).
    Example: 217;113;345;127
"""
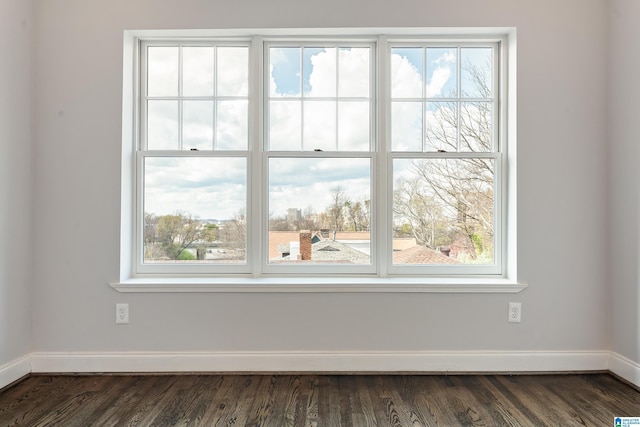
1;0;639;425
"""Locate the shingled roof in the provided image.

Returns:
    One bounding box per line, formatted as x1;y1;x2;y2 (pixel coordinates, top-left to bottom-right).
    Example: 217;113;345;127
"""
273;239;370;264
392;245;460;265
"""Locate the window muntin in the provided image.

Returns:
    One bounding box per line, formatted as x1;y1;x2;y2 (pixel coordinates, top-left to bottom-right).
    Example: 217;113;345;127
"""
143;43;249;151
267;44;372;152
390;46;496;153
135;35;505;278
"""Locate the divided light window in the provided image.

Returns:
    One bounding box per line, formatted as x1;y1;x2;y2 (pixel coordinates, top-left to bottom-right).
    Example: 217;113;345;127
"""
136;35;504;277
139;42;250;274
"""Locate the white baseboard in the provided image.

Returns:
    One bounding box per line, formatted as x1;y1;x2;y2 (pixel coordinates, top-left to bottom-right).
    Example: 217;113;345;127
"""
609;352;640;387
29;350;610;375
0;355;31;389
8;351;638;390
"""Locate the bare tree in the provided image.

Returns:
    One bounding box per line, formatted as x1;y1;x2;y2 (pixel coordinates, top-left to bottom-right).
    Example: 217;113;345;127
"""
219;210;246;250
393;57;495;261
393;176;445;248
327;186;347;232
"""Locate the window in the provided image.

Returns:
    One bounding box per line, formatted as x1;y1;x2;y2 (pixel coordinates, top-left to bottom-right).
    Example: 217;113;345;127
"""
138;42;250;275
131;31;509;280
388;44;501;275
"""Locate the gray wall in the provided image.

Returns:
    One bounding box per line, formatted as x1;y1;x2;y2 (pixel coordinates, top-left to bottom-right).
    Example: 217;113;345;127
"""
609;0;640;366
0;0;33;367
28;0;614;358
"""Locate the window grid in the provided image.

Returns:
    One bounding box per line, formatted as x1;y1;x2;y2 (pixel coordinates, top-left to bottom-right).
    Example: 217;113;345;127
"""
135;35;505;277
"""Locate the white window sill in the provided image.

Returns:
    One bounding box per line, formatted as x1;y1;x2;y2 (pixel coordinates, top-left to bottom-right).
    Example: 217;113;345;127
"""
110;277;527;293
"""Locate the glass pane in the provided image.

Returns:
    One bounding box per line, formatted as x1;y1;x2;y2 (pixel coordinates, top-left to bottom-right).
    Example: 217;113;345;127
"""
304;47;336;97
183;101;213;151
270;47;301;97
269;100;301;150
338;47;370;97
304;101;336;151
338;102;369;151
268;157;371;264
147;46;179;97
461;47;492;98
391;101;422;152
393;158;494;265
216;100;248;150
217;47;249;96
425;102;457;152
459;102;492;152
183;47;214;96
391;48;423;98
143;157;247;263
426;48;457;98
147;100;179;150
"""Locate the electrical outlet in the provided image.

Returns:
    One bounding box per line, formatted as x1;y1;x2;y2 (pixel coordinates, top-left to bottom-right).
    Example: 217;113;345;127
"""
116;303;129;324
508;302;521;323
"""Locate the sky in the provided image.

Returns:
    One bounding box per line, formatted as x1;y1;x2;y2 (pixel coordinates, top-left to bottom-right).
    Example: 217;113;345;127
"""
143;44;493;221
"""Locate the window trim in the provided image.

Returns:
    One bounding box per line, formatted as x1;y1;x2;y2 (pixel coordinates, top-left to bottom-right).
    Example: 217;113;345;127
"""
116;28;523;292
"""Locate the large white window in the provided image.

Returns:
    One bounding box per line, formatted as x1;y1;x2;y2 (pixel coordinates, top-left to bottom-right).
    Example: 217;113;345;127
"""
130;31;510;281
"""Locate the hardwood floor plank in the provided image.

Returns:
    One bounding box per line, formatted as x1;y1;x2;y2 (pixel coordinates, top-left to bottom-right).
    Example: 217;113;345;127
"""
352;376;378;427
304;375;321;427
393;376;438;427
0;373;638;426
195;375;246;426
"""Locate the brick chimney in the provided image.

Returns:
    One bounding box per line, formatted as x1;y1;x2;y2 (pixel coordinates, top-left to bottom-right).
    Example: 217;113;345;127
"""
300;230;312;261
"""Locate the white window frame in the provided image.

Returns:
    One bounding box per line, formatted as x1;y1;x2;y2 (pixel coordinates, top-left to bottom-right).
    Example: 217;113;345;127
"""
136;39;253;276
113;28;524;293
262;39;377;276
385;39;504;277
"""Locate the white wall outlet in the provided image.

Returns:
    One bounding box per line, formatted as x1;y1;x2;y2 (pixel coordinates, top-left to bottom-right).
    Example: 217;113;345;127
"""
116;303;129;324
508;302;521;323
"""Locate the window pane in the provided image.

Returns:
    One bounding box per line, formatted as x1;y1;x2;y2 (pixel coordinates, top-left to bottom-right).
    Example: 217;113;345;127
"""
459;101;492;152
268;157;371;264
338;101;369;151
147;47;179;97
461;47;492;98
147;100;179;150
304;47;336;97
183;47;214;96
391;48;423;98
269;100;301;150
216;100;248;150
426;48;457;98
392;101;422;152
270;47;301;97
304;101;336;151
425;101;457;152
217;47;249;96
143;157;247;263
338;47;370;97
393;158;494;265
183;100;213;151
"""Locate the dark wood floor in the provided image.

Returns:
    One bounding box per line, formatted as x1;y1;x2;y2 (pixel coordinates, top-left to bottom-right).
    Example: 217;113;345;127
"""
0;373;638;426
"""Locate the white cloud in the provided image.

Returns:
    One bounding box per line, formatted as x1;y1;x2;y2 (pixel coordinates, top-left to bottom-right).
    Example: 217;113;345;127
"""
144;157;246;220
269;47;371;151
391;54;422;98
426;67;452;98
